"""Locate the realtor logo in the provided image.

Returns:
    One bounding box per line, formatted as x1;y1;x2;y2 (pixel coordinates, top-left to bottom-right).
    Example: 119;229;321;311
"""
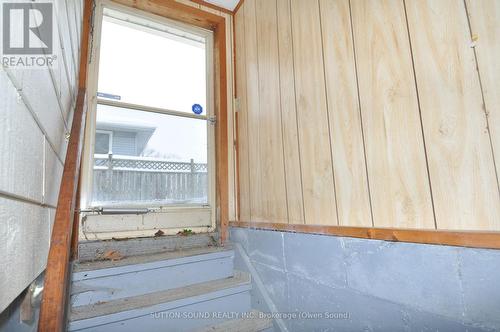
2;2;53;54
1;1;57;68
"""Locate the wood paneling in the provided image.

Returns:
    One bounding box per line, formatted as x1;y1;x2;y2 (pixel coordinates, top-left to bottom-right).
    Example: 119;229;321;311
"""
465;0;500;192
112;0;224;30
255;0;287;222
226;13;238;222
320;0;371;227
405;0;500;230
243;0;264;221
276;0;304;224
233;0;500;234
350;0;434;229
290;0;338;225
189;0;233;15
234;8;250;221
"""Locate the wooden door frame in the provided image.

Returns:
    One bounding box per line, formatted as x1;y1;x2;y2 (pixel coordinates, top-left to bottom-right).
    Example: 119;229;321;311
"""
94;0;229;242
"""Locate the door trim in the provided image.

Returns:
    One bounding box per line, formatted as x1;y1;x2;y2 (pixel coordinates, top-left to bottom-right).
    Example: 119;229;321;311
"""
80;0;229;242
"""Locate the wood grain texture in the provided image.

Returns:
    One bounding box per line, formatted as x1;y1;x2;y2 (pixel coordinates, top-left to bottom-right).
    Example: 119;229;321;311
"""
112;0;224;30
234;0;245;14
405;0;500;230
351;0;434;229
290;0;338;225
213;16;229;242
234;8;251;221
231;221;500;250
189;0;233;15
319;0;372;227
276;0;304;224
225;13;237;222
243;0;264;221
233;0;500;234
255;0;288;222
465;0;500;193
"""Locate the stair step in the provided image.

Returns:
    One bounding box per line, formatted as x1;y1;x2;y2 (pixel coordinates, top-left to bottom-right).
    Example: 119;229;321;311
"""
71;246;234;307
78;232;218;262
68;271;252;331
192;310;273;332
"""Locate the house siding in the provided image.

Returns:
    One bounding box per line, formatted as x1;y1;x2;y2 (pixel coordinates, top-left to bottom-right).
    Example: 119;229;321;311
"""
0;0;83;313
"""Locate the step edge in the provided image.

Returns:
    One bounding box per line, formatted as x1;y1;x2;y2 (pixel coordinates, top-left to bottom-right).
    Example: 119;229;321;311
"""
68;287;252;331
192;310;273;332
69;261;234;301
69;271;251;324
73;247;234;280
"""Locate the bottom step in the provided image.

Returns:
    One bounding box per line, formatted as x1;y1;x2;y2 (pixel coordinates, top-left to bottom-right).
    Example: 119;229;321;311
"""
69;272;252;331
193;310;273;332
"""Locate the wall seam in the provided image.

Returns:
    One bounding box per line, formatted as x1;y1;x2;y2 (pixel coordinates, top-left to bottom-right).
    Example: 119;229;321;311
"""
42;136;47;204
275;0;291;224
47;66;70;132
318;0;340;226
56;13;76;106
0;190;57;209
65;0;79;81
288;0;307;225
242;3;252;221
241;3;252;220
348;0;375;228
3;68;65;166
462;0;500;198
402;0;438;229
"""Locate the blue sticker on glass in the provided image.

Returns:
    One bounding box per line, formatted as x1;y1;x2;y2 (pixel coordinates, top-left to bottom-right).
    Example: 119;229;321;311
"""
192;104;203;115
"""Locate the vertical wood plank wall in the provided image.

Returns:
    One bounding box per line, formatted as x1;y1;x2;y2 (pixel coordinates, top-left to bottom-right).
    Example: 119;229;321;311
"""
234;0;500;231
175;0;239;222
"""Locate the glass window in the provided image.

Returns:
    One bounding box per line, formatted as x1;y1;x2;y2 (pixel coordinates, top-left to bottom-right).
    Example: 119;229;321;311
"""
90;8;212;210
92;104;209;206
97;9;207;114
95;131;111;154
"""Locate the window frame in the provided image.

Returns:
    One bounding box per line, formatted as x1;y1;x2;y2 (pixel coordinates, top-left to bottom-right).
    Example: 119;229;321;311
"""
94;129;113;155
80;0;216;224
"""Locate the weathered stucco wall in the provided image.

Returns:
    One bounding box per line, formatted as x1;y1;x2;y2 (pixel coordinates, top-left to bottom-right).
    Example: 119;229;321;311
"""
0;0;83;313
231;227;500;331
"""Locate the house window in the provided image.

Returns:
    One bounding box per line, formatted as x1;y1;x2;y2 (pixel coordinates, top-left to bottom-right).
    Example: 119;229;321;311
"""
95;130;112;154
83;3;215;228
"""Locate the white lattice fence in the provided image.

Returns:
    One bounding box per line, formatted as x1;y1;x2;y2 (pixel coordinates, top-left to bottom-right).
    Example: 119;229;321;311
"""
94;154;208;172
92;154;208;204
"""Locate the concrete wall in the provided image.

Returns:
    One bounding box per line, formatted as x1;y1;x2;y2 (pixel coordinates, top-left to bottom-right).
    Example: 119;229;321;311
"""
0;0;83;313
231;227;500;331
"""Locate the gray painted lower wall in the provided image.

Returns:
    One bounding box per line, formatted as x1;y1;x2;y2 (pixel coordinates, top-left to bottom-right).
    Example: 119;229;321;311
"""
230;227;500;332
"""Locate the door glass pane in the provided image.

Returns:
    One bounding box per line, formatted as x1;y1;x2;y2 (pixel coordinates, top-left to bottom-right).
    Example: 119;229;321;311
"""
92;104;208;206
97;9;207;115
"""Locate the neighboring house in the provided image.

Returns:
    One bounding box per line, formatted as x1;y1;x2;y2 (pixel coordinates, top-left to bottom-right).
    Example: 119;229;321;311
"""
95;121;156;156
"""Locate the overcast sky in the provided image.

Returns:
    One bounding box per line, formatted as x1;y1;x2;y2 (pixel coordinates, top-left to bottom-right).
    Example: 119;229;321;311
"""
97;16;208;163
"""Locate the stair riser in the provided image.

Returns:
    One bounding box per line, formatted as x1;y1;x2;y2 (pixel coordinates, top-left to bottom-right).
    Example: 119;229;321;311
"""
71;254;234;307
78;234;217;262
69;289;251;331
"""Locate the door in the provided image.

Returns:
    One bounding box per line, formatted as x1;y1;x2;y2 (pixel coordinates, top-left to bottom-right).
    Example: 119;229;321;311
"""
80;2;216;240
